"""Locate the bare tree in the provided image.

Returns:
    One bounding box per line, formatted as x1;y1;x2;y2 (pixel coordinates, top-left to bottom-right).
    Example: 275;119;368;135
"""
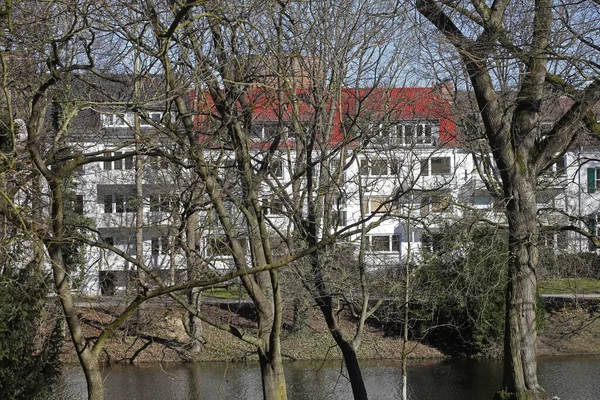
416;1;600;398
1;3;297;399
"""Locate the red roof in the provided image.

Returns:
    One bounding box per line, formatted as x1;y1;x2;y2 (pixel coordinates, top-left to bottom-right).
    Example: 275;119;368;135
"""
192;87;457;147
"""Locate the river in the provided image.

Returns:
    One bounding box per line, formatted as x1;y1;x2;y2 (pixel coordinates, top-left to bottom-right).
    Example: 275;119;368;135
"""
51;355;600;399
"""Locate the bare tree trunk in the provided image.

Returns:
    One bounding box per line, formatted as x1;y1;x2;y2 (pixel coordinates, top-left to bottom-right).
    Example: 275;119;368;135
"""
312;269;368;400
186;208;203;354
134;130;145;335
401;214;412;400
496;178;546;400
50;252;104;400
47;179;104;400
258;344;287;400
336;336;367;400
134;89;146;292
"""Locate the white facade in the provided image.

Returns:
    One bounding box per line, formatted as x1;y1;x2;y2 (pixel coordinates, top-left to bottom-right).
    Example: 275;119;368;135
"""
71;104;600;296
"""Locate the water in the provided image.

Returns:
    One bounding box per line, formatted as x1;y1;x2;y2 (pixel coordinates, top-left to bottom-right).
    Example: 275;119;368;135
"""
52;356;600;399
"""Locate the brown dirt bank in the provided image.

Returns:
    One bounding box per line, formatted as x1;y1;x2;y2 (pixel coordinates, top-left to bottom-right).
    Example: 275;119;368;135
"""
538;303;600;356
61;300;600;365
62;301;442;364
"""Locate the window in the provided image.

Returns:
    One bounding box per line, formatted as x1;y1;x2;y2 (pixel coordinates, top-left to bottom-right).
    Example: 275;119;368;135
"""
150;194;171;213
270;160;283;178
362;196;397;214
151;237;160;255
360;159;370;176
207;236;231;256
369;121;435;146
430;157;451;175
102;113;131;127
149;157;170;170
104;111;169;128
266;199;285;216
542;155;567;177
399;191;422;206
472;190;494;207
586;215;599;251
330;159;346;183
250;120;301;141
420;159;430;176
104;195;113;213
103;152;112;170
140;112;163;126
103;152;134;170
103;192;136;213
421;157;451;176
114;152;123;170
251;121;279;141
115;194;125;213
368;235;401;252
589;168;600;193
371;160;388;176
415;123;433;144
420;193;452;214
359;159;396;176
125;195;136;213
536;189;563;209
151;236;169;256
126;238;137;256
160;235;169;255
539;230;569;251
251;121;275;140
125;156;134;170
104;237;114;246
74;195;84;215
332;210;347;226
404;124;415;144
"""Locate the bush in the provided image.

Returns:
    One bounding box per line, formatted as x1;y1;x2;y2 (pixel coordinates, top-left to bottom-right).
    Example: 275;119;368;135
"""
412;225;509;356
0;264;63;399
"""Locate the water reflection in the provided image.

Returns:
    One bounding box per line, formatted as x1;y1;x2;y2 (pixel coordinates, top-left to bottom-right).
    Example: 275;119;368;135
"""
52;355;600;399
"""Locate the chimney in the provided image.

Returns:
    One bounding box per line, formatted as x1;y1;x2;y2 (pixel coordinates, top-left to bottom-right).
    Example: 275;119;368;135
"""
434;78;455;103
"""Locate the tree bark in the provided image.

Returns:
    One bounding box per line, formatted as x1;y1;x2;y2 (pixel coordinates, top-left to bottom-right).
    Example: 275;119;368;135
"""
47;178;104;400
185;208;203;354
259;346;287;400
315;292;368;400
495;176;547;400
338;341;368;400
50;250;105;400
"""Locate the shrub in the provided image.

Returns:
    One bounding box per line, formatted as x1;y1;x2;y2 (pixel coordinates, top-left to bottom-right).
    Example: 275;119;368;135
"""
413;225;509;356
0;264;63;399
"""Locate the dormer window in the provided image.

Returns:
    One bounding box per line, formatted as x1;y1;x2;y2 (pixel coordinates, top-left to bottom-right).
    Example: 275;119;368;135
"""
251;121;280;141
141;112;163;126
102;112;166;128
102;113;131;127
369;121;436;147
250;120;301;141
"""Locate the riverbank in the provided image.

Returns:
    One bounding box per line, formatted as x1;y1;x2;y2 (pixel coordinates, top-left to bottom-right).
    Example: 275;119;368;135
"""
539;302;600;356
61;299;600;365
63;300;443;364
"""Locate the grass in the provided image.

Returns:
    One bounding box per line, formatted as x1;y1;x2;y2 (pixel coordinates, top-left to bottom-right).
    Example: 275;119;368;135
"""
202;286;246;299
538;278;600;294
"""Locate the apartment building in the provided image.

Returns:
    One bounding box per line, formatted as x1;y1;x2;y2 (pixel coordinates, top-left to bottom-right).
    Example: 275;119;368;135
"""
69;81;599;296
